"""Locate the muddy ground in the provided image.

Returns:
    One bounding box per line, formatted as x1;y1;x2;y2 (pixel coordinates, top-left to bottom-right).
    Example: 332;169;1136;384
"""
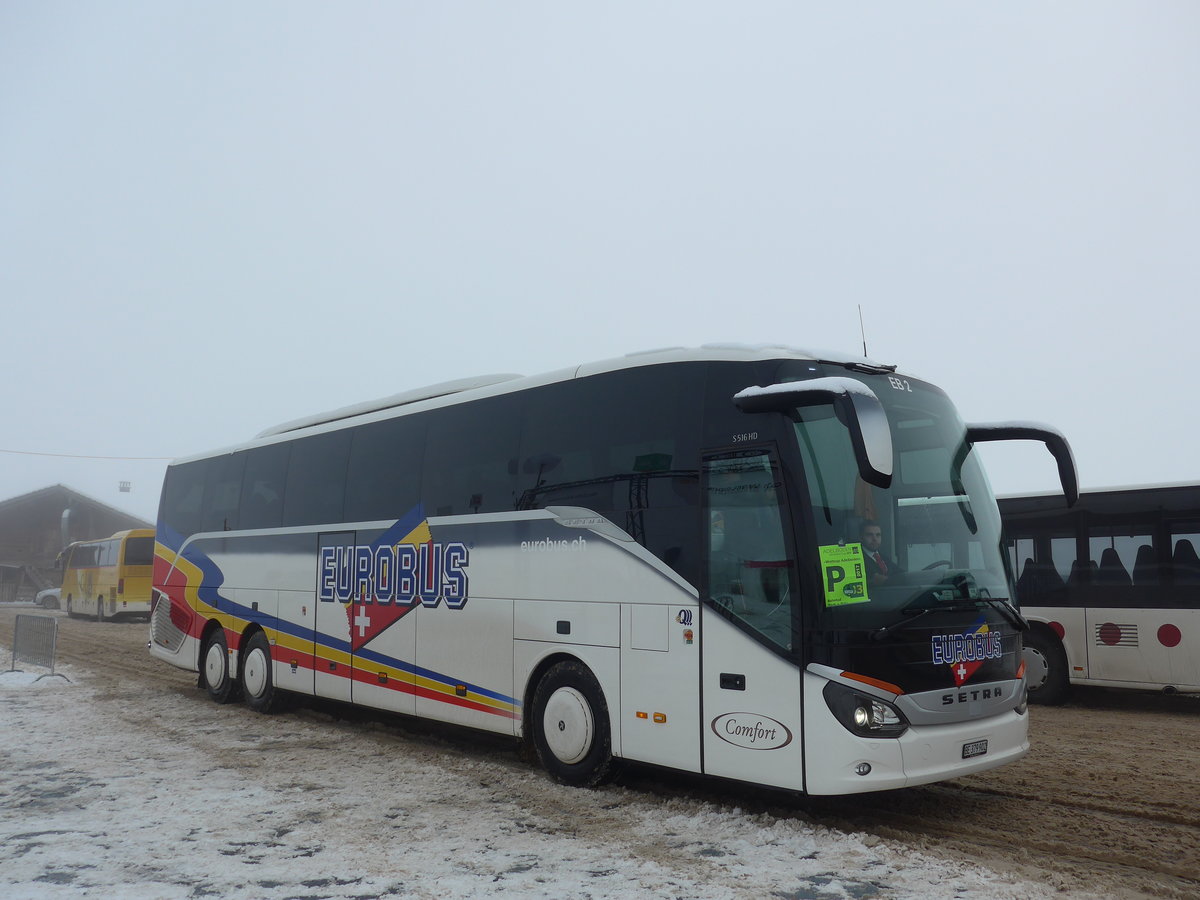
3;607;1197;899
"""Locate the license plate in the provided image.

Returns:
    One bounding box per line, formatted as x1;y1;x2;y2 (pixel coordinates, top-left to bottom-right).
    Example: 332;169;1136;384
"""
962;739;988;759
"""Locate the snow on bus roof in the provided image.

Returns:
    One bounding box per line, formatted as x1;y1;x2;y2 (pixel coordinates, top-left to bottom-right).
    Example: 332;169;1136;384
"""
734;376;882;401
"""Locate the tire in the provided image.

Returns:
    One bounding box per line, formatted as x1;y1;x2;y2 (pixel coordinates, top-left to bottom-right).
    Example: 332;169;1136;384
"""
201;628;239;704
531;661;614;787
1023;628;1070;705
240;631;286;713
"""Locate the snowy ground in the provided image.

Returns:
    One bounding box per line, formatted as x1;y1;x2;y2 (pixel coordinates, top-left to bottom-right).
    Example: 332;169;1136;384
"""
0;663;1105;900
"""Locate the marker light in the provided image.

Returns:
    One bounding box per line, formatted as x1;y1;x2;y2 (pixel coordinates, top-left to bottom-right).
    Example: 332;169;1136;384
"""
1015;686;1028;716
839;670;904;696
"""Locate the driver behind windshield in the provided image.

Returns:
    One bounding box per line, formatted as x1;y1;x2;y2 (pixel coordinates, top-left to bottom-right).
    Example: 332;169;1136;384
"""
861;521;900;585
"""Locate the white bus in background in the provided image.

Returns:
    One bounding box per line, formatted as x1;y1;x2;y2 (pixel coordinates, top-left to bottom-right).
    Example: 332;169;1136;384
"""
1001;483;1200;703
149;345;1075;794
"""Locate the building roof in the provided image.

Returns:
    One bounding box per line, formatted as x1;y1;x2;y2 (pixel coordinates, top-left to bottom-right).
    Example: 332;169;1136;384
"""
0;484;152;528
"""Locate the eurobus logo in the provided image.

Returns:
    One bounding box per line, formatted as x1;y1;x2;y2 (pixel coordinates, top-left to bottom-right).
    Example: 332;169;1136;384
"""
931;620;1002;687
317;541;470;610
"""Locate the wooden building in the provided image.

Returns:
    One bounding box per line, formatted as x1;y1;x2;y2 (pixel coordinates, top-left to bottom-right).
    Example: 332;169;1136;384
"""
0;485;152;602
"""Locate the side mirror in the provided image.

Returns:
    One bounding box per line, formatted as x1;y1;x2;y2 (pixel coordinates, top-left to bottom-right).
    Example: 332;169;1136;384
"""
734;378;893;488
965;422;1079;506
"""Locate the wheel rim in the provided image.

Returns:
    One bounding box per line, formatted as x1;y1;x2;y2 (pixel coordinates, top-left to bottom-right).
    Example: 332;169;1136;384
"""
1023;647;1050;691
542;686;594;765
243;646;269;698
204;641;227;688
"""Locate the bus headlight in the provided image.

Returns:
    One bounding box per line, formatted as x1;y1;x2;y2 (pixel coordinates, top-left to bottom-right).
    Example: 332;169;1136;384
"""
823;682;909;738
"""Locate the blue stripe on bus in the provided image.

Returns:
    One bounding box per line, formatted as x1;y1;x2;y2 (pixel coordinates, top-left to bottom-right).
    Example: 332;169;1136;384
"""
215;592;520;709
355;643;520;707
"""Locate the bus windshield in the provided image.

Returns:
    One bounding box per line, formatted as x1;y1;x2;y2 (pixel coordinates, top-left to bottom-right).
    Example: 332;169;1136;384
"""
790;374;1009;634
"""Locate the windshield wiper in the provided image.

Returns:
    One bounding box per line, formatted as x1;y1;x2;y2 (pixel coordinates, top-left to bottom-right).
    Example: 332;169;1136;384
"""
871;603;978;640
871;596;1028;640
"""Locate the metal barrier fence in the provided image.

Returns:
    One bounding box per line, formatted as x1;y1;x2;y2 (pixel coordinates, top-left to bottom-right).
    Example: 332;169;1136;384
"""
8;614;67;681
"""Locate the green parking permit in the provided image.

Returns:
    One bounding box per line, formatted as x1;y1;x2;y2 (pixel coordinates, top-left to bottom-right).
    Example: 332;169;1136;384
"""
820;543;870;607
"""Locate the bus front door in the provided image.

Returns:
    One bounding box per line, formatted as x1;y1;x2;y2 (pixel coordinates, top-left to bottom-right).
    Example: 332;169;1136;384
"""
700;449;805;791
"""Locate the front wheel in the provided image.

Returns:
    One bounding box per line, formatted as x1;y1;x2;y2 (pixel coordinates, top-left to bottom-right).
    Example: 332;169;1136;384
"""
531;661;613;787
1023;629;1070;705
241;631;286;713
201;628;239;704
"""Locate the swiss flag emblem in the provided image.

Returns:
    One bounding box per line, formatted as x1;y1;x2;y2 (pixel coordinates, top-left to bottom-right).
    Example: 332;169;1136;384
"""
952;654;986;686
342;512;431;652
950;621;991;686
347;595;417;652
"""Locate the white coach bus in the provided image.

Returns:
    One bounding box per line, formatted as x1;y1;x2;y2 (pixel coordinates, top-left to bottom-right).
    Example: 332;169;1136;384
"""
1000;483;1200;703
149;345;1076;794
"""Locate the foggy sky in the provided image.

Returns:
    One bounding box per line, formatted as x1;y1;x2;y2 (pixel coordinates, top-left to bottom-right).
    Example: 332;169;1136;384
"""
2;2;1197;523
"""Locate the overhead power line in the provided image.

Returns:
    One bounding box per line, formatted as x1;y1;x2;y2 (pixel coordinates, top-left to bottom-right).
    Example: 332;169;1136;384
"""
0;447;175;461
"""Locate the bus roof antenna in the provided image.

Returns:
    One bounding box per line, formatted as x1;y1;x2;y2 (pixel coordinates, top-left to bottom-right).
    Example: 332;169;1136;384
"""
859;305;868;357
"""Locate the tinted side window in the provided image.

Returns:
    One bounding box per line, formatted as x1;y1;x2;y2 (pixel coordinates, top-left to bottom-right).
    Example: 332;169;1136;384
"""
345;415;425;522
282;430;352;526
702;360;778;448
518;366;704;584
240;443;290;530
160;459;210;539
1169;520;1200;585
517;380;613;511
201;453;246;532
71;544;97;568
123;537;154;566
518;367;703;511
422;394;522;517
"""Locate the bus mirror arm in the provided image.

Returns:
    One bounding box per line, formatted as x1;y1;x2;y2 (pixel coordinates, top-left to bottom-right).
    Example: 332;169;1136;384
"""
734;379;893;489
965;422;1079;507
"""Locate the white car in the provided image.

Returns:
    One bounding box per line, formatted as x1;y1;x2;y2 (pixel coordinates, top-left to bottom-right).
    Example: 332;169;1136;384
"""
35;587;61;610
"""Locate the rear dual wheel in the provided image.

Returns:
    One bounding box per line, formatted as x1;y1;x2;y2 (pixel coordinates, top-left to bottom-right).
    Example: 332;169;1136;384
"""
201;629;240;704
201;628;285;711
240;631;285;713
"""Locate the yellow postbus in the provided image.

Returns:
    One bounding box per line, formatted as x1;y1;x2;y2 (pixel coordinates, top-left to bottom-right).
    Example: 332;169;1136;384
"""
62;529;155;621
